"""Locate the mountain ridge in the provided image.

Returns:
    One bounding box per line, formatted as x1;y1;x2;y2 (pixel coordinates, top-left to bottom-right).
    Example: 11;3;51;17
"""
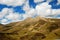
0;16;60;40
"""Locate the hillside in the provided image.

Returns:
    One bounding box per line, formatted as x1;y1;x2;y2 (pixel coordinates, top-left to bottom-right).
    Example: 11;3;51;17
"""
0;16;60;40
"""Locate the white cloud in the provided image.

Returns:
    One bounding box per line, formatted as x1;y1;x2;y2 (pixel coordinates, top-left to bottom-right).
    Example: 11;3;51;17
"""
6;13;20;20
23;0;30;12
0;0;26;6
23;1;60;18
57;0;60;5
0;8;24;24
34;0;53;3
52;9;60;15
0;19;8;24
36;2;52;17
45;9;60;18
23;8;36;18
0;6;37;24
26;8;37;17
1;19;7;23
23;0;37;18
0;0;60;24
0;0;37;24
0;8;10;19
35;2;60;18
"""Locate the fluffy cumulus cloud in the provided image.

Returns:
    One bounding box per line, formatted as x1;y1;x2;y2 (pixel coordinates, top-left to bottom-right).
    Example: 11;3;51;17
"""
0;0;26;6
0;0;60;24
23;1;37;18
0;7;36;24
52;9;60;15
36;2;52;17
0;8;21;24
46;9;60;18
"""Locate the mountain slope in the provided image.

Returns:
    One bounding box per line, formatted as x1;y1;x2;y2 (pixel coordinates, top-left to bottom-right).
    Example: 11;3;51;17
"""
0;17;60;40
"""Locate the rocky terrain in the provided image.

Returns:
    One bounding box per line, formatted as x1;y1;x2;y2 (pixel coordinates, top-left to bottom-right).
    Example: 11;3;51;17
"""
0;16;60;40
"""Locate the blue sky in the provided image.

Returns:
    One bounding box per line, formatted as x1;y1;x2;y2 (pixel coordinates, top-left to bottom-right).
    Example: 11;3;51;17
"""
0;0;60;24
0;0;60;12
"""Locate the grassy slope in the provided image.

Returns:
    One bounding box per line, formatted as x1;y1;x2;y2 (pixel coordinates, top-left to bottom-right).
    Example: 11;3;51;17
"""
0;17;60;40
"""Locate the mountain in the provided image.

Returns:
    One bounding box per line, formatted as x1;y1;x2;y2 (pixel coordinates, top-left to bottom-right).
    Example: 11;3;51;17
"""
0;16;60;40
